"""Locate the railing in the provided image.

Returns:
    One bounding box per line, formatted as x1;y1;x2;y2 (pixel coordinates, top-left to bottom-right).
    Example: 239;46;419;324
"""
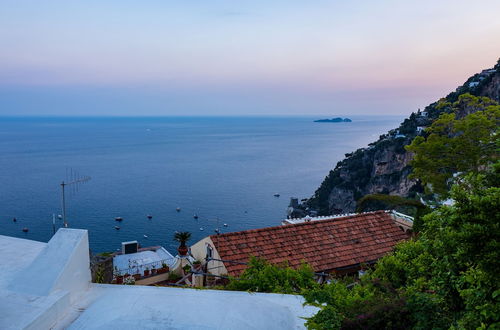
115;259;172;276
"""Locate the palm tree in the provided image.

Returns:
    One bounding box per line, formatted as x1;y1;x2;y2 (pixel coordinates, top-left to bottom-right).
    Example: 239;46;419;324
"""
173;231;192;256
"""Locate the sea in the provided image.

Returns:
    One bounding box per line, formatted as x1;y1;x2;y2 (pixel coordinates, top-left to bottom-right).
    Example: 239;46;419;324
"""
0;115;405;253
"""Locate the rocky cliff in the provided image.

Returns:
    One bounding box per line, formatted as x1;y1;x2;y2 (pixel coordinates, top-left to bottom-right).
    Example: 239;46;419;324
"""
304;59;500;215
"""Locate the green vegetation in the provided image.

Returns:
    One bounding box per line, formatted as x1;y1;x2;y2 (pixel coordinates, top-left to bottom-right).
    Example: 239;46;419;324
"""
406;94;500;198
225;256;317;294
305;167;499;329
356;194;430;232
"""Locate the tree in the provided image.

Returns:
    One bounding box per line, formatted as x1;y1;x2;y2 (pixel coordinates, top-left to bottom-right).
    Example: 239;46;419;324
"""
225;256;317;294
304;164;500;329
406;94;499;198
356;194;430;232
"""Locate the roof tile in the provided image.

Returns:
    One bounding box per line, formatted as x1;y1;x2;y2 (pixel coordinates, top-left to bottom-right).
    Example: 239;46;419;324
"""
207;211;409;276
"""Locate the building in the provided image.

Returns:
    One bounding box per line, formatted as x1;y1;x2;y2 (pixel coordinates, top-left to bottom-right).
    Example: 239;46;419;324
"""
112;242;177;285
0;229;317;329
190;211;411;278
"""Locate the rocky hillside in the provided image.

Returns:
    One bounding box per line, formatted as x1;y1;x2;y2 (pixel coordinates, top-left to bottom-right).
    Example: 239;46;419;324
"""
304;59;500;215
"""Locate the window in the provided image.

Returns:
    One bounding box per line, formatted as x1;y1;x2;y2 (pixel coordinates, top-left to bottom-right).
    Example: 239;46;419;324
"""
206;245;213;260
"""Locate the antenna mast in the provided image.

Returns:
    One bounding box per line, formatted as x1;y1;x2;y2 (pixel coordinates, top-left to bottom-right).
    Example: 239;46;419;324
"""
60;169;91;228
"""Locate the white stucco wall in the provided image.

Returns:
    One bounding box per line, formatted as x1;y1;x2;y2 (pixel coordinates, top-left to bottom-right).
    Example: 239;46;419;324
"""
190;236;228;276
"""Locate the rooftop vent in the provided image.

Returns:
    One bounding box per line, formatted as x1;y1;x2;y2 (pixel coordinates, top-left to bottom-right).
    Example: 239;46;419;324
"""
121;240;138;254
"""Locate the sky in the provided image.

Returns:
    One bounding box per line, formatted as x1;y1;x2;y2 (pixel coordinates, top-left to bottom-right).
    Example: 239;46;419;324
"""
0;0;499;116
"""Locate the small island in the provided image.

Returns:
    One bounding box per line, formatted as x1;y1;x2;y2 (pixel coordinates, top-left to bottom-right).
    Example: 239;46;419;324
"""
314;117;352;123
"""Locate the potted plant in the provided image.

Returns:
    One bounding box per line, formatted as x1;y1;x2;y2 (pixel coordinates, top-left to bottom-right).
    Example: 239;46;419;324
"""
183;264;192;274
158;262;169;274
113;266;123;284
123;276;135;285
144;267;150;277
193;260;202;271
173;231;192;256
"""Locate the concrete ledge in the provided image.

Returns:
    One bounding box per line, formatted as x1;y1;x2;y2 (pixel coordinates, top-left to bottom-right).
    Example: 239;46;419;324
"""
0;290;69;330
8;228;91;300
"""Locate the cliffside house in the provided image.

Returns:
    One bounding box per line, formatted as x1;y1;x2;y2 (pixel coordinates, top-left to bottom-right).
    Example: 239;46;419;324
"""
190;211;412;280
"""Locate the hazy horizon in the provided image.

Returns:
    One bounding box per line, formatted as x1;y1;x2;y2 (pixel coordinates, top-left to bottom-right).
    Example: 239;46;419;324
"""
1;1;500;116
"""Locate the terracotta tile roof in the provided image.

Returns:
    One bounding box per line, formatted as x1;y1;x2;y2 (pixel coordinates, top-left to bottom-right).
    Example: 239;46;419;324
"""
209;211;409;277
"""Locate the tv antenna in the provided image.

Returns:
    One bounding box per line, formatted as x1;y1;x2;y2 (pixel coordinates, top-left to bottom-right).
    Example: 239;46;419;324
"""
60;168;91;228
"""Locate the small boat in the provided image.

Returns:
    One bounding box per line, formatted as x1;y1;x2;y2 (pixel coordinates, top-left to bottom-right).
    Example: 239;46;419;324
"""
274;193;280;197
176;207;181;212
199;227;204;231
12;217;17;222
193;214;198;219
223;223;228;227
143;235;148;238
146;215;153;219
115;217;123;222
114;226;120;230
22;227;29;233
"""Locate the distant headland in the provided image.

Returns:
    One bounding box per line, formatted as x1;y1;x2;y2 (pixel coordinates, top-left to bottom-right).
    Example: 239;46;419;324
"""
314;117;352;123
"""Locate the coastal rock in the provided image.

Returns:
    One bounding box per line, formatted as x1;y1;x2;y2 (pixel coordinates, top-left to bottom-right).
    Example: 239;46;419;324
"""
305;59;500;215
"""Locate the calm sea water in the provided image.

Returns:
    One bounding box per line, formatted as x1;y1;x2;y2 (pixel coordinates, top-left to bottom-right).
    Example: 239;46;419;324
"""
0;116;404;253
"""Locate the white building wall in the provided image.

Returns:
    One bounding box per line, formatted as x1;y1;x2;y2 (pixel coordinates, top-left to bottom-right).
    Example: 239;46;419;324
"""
190;236;229;276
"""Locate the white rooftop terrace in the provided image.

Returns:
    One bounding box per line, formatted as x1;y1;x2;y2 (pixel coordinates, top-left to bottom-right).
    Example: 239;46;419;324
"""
113;247;176;275
282;210;414;226
0;229;318;329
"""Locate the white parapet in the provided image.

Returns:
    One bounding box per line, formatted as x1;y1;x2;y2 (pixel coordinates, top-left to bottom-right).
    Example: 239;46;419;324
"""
8;228;91;300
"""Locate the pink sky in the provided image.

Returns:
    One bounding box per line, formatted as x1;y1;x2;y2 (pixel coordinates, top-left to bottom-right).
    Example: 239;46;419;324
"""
0;0;499;115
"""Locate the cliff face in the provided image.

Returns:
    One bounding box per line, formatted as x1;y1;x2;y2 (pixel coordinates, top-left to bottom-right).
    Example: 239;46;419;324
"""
306;59;500;215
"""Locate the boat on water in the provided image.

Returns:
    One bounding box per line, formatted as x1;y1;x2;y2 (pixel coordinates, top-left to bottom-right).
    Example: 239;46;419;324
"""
199;227;204;231
22;227;29;232
274;193;280;197
115;217;123;222
114;226;120;230
147;215;153;219
176;207;181;212
223;223;228;227
193;214;198;219
143;235;148;238
12;217;17;222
